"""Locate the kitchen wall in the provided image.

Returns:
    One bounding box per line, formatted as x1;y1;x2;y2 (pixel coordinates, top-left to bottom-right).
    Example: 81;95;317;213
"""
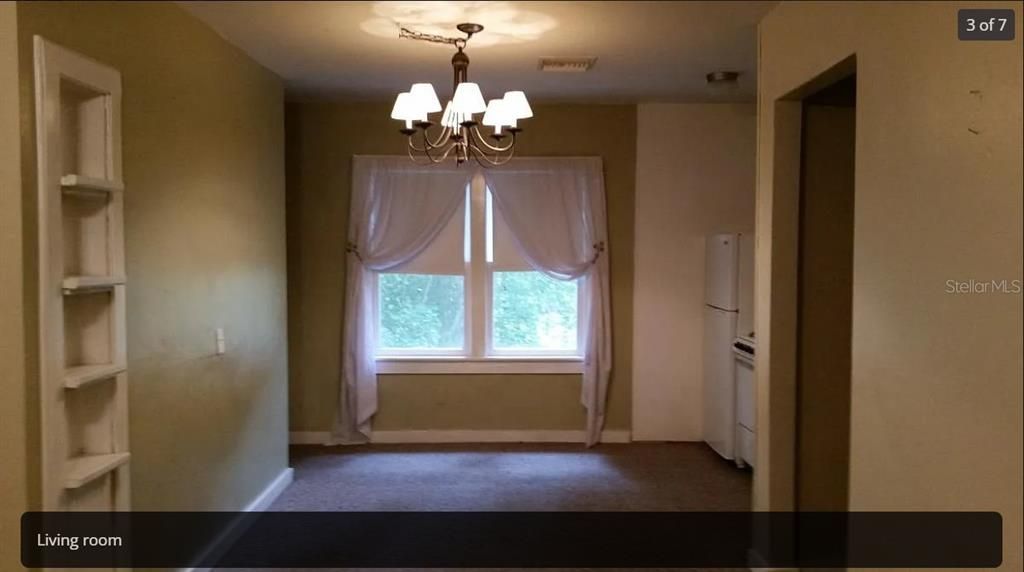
756;2;1022;569
632;104;756;441
0;3;28;569
16;1;289;511
286;101;635;434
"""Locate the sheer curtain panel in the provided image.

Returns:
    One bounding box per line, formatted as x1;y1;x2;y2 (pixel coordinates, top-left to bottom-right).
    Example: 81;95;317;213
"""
335;156;473;442
483;157;612;445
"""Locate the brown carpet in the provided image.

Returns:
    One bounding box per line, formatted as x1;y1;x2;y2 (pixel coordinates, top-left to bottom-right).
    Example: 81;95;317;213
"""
272;442;751;511
238;443;750;571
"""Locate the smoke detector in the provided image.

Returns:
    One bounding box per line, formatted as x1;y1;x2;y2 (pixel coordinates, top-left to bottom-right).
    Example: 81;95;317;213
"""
539;57;597;73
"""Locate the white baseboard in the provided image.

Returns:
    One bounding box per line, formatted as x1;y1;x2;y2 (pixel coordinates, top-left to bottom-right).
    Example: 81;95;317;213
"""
182;467;294;572
290;429;631;445
243;467;294;512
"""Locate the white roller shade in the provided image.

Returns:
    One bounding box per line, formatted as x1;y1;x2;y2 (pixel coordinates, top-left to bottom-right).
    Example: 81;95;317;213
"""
392;191;468;275
486;189;532;271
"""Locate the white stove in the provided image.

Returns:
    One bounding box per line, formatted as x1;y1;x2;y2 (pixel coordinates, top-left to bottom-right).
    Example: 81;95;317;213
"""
732;334;756;468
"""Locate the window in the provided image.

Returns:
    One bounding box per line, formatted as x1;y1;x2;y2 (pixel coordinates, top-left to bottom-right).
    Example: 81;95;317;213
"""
377;194;468;356
484;188;581;356
491;271;578;352
376;174;583;372
378;273;464;352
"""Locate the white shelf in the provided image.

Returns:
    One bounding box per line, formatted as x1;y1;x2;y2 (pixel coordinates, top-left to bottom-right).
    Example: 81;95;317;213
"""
60;174;124;193
62;275;125;293
63;363;126;389
64;452;130;489
37;37;130;510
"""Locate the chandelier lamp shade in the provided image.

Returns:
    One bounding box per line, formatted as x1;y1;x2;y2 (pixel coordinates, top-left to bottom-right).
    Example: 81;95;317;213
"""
391;23;532;166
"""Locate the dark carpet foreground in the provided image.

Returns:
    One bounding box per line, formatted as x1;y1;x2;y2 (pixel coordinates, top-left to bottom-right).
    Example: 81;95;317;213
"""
246;442;751;571
272;440;753;511
273;442;751;512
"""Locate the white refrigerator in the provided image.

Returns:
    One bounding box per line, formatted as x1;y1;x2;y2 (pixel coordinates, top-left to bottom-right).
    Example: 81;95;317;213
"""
702;233;750;460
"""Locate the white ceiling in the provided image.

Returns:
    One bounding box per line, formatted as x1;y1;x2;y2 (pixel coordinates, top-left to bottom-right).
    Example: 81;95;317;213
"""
180;1;776;103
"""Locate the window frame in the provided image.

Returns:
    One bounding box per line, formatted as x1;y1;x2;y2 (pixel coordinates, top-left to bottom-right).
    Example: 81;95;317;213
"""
375;173;585;374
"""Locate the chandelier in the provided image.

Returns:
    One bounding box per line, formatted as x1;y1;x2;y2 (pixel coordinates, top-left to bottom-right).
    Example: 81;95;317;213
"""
390;23;532;167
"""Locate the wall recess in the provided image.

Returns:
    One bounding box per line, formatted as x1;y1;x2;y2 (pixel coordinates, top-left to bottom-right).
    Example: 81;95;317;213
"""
34;36;129;511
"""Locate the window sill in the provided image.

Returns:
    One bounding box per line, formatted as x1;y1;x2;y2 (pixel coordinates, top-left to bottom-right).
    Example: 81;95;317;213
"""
376;357;584;375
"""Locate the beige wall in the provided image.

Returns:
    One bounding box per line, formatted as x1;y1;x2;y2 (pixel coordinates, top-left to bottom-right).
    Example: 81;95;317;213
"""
17;1;289;511
286;101;635;433
756;2;1022;569
632;104;756;441
1;2;28;569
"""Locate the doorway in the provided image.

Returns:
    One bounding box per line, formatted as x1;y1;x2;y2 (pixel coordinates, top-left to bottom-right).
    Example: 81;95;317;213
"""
762;59;857;518
758;63;858;568
795;74;856;511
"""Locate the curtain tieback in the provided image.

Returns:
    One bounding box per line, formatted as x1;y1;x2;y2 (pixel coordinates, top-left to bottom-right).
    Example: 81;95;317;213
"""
589;241;606;265
346;241;363;262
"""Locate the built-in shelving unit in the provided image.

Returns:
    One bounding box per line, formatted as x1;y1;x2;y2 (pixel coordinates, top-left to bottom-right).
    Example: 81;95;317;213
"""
62;275;126;293
60;174;124;193
65;452;131;489
64;363;127;389
35;36;129;511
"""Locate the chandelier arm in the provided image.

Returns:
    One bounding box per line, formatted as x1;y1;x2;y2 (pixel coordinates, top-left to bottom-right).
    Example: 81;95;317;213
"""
467;145;498;168
420;135;446;162
406;145;436;165
423;138;458;163
469;146;511;168
406;141;442;165
406;136;429;154
408;140;457;165
407;126;455;155
469;125;516;153
408;135;454;160
468;141;515;167
422;124;452;149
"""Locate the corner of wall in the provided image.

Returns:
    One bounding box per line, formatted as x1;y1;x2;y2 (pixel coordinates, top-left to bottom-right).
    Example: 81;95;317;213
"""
0;2;32;568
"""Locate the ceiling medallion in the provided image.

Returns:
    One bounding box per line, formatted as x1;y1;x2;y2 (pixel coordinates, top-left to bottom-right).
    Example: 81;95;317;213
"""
390;23;532;167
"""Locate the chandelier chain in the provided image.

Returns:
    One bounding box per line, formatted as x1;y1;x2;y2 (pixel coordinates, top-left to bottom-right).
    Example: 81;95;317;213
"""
398;28;466;50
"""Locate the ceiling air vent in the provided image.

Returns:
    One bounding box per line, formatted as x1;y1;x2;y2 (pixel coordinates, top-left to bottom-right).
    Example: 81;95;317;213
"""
539;57;597;73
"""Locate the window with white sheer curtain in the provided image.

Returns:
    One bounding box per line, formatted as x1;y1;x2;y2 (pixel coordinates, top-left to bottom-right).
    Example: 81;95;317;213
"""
376;191;468;356
338;155;610;445
376;174;584;371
